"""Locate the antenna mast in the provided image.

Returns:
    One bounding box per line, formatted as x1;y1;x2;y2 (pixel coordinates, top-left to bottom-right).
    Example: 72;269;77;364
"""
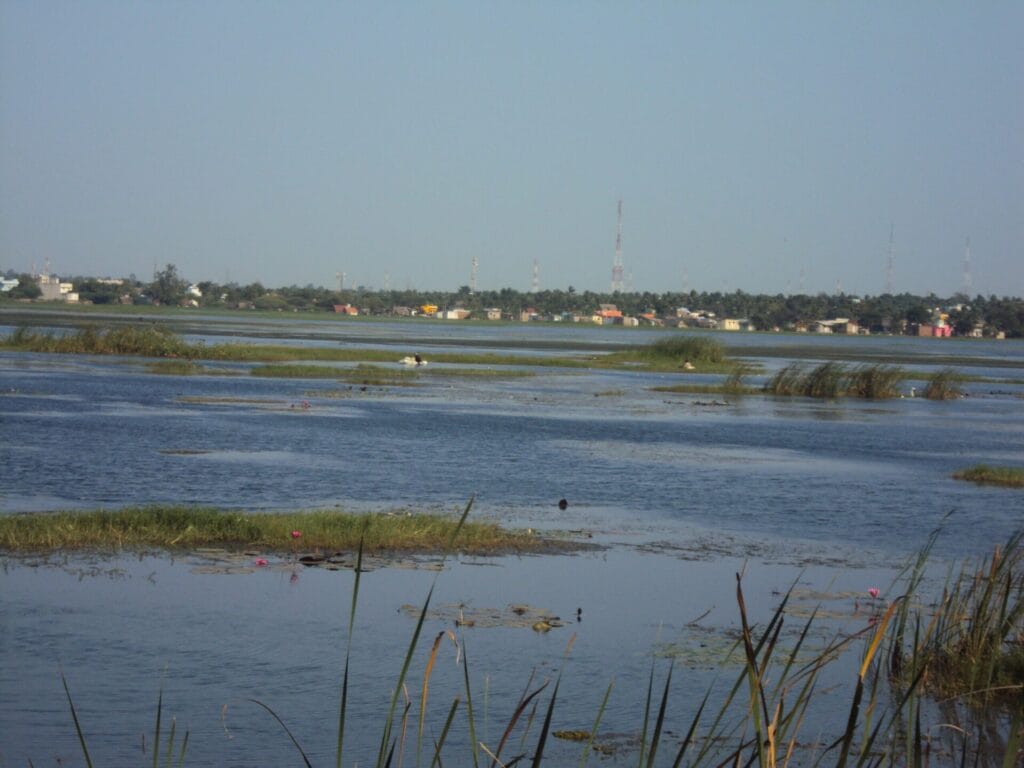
531;258;540;293
470;255;478;294
962;237;973;294
885;223;895;294
611;200;624;292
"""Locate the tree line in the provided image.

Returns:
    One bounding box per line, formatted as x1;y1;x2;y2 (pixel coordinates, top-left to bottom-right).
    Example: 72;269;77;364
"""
3;263;1023;337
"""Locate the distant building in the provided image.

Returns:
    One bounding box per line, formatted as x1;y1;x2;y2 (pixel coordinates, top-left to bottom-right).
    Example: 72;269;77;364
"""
442;308;471;320
0;278;18;292
36;274;78;303
419;304;439;316
485;308;502;320
333;304;359;315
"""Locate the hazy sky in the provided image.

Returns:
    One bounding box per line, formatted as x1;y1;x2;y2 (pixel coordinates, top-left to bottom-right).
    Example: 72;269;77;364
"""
2;2;1021;296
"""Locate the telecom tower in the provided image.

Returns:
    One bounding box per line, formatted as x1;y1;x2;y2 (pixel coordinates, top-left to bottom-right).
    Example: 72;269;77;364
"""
531;258;540;293
962;238;973;294
470;256;478;294
383;270;391;292
611;200;624;292
885;224;895;294
336;272;344;292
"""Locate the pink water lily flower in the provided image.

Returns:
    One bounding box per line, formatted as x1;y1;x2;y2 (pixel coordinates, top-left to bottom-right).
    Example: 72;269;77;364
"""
868;587;881;599
290;530;302;539
255;558;269;567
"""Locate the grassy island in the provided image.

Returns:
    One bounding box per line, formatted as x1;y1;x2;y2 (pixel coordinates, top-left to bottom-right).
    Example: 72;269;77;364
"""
0;506;568;555
953;465;1024;488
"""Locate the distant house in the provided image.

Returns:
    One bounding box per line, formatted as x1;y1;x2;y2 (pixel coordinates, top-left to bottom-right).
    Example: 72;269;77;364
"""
720;318;748;331
917;323;951;338
485;308;502;320
419;304;439;316
0;277;19;292
391;305;413;316
36;274;78;303
333;304;359;315
442;308;471;320
520;307;539;322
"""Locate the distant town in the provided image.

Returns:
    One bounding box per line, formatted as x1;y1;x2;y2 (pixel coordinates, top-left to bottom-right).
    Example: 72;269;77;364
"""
2;263;1023;338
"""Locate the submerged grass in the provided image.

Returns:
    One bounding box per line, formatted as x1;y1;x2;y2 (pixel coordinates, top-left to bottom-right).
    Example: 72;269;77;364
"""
0;506;553;555
953;465;1024;489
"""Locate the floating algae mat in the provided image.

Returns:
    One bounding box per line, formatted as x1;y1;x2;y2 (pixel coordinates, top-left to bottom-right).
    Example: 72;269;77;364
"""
399;601;567;630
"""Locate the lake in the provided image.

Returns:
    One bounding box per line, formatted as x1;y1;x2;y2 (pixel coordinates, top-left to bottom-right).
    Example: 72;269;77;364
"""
1;314;1022;765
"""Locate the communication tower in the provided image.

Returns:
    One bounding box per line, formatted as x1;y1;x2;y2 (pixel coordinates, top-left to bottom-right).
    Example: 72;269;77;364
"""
384;270;391;292
470;255;478;294
962;238;973;295
611;200;624;292
336;272;345;292
885;224;895;294
531;258;540;293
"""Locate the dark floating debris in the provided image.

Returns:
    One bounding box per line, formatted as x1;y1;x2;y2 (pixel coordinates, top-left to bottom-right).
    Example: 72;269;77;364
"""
558;498;568;510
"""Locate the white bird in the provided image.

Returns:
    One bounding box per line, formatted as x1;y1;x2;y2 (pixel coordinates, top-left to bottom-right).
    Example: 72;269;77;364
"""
399;355;427;366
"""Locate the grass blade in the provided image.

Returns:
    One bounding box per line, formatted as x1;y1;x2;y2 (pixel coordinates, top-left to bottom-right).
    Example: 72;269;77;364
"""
249;698;313;768
61;672;94;768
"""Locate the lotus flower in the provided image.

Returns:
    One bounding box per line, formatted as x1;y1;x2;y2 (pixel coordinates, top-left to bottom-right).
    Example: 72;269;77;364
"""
290;530;302;539
255;558;269;567
868;587;880;599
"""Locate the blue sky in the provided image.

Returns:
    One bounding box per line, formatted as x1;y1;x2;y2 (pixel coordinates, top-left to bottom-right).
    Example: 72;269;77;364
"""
2;2;1021;296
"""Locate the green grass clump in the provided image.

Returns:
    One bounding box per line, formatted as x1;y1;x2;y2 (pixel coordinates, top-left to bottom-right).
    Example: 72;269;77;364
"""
890;533;1024;709
0;506;550;555
953;465;1024;488
765;362;907;399
600;334;735;373
845;363;904;399
145;360;206;375
5;324;194;358
922;367;964;399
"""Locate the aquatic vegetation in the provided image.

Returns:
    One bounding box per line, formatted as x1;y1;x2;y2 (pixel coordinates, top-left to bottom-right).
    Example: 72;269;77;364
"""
954;465;1024;489
249;362;420;385
765;362;909;399
50;526;1024;766
4;324;194;357
0;506;556;555
845;363;904;399
922;366;964;399
144;359;207;375
601;333;735;372
888;532;1024;711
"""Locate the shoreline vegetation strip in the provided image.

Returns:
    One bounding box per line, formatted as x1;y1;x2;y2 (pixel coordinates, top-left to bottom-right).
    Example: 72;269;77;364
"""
0;506;576;555
0;324;741;373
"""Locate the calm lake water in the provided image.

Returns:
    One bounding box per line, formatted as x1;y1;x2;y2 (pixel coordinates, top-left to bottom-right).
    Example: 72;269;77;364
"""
1;314;1022;765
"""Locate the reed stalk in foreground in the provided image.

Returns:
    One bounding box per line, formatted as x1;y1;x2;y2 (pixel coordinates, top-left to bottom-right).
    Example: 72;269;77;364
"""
54;521;1024;766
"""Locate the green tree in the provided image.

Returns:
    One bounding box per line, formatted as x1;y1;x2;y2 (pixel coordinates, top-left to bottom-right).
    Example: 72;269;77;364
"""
148;264;187;306
6;274;42;300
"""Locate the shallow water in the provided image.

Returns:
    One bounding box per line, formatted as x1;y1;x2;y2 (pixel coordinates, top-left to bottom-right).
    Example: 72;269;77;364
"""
1;318;1022;765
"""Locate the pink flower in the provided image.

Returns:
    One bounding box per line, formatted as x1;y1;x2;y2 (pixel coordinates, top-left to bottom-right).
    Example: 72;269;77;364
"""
868;587;881;599
290;530;302;539
255;558;269;567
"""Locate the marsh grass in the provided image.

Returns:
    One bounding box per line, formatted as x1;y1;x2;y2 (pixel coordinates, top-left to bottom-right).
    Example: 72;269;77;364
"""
765;362;909;399
953;465;1024;489
888;533;1024;711
922;367;964;399
600;334;736;373
249;363;420;386
5;324;193;357
0;506;550;555
145;360;209;375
